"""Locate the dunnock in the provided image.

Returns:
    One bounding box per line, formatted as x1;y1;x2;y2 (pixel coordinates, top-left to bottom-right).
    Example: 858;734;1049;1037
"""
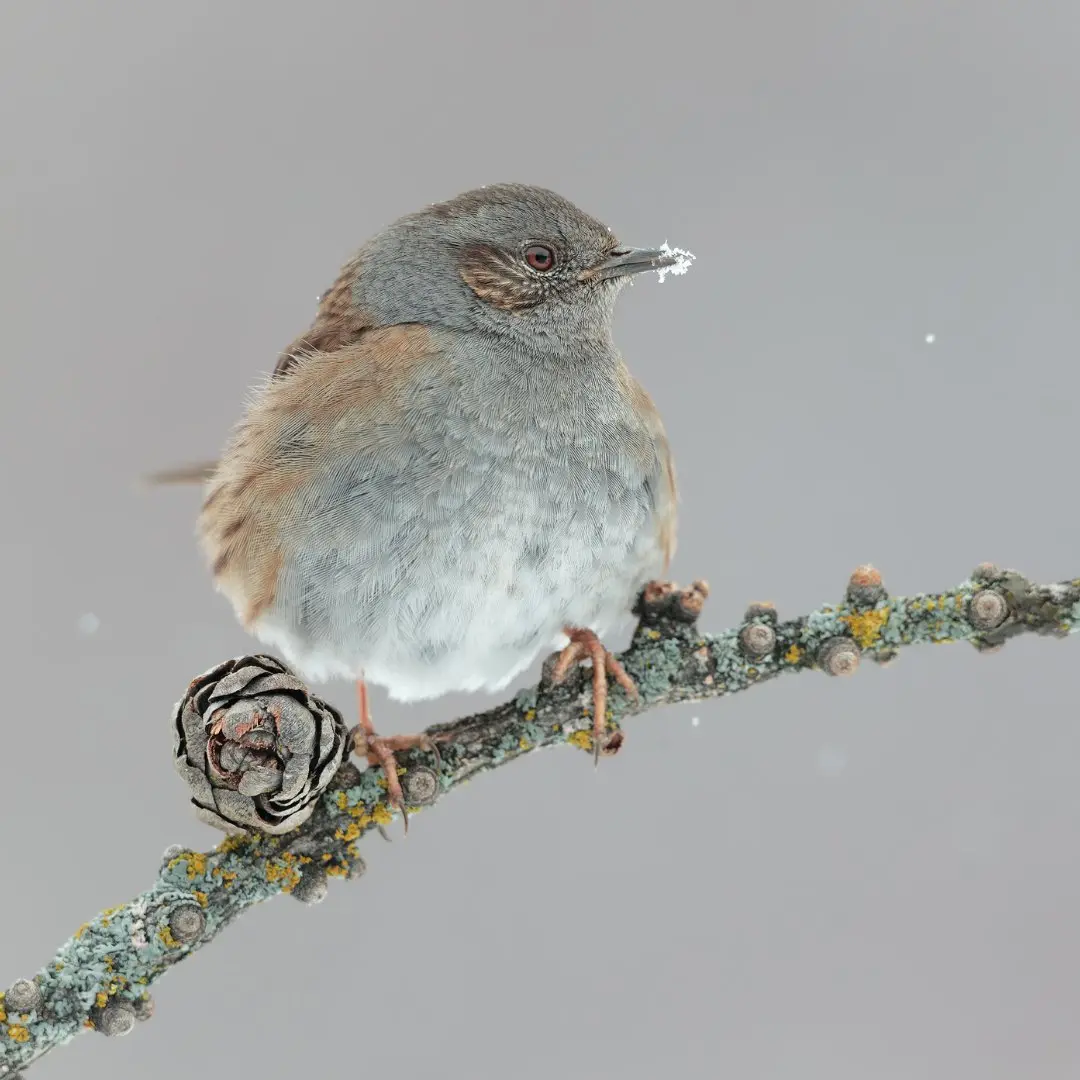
154;183;694;822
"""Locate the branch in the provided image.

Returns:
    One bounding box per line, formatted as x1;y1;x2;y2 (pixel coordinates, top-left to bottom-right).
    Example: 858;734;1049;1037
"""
2;563;1077;1075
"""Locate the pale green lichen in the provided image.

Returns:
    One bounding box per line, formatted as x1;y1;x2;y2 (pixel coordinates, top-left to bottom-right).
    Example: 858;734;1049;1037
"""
4;569;1077;1074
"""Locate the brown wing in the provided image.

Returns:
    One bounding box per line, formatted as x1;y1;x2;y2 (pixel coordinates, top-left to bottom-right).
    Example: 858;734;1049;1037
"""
656;430;678;573
273;253;372;377
616;363;678;573
198;323;437;628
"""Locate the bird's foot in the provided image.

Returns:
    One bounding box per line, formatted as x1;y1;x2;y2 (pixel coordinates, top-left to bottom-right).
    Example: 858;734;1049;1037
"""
352;679;440;834
551;627;638;765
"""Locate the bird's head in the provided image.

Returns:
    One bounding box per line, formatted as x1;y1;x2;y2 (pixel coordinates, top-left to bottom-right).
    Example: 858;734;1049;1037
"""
347;182;692;347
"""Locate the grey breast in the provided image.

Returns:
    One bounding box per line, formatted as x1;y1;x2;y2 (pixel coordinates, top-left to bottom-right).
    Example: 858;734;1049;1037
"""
279;329;664;654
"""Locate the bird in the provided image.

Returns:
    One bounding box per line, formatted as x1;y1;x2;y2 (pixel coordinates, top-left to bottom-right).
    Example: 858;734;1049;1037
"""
152;182;693;824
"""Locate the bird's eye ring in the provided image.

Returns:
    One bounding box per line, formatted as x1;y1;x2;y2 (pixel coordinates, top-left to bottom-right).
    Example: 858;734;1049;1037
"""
524;243;557;272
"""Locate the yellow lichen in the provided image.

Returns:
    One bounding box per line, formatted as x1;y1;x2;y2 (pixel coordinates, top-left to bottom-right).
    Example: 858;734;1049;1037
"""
217;834;252;855
168;851;208;880
784;644;804;664
265;857;302;893
646;629;661;640
567;730;593;752
7;1024;29;1043
95;992;108;1009
841;606;890;648
326;864;348;878
211;866;237;889
523;709;536;721
193;891;208;907
158;925;180;949
518;737;531;751
334;797;386;834
73;923;90;939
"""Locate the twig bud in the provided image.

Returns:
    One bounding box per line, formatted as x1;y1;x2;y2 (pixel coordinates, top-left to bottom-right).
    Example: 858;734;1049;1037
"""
94;1002;136;1037
291;866;329;906
402;766;439;807
969;588;1008;631
739;622;777;659
168;904;206;944
818;637;861;676
5;979;41;1013
846;565;887;608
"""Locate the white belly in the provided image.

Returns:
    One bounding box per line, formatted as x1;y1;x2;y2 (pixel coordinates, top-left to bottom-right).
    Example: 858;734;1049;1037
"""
249;469;665;699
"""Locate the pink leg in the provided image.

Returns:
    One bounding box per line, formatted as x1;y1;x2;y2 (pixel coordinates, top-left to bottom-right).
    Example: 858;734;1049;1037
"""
353;677;438;834
551;628;638;764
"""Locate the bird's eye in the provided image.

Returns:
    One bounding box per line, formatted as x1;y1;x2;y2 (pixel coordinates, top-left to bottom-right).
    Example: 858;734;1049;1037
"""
524;244;557;272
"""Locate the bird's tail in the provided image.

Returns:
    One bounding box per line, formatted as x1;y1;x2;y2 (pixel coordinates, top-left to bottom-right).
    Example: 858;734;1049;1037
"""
141;460;218;487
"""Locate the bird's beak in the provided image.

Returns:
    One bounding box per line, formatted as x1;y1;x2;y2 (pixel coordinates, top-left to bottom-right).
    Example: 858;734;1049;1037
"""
579;246;682;282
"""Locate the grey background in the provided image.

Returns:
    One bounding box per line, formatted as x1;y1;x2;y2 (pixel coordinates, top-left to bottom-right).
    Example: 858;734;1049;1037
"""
2;2;1079;1077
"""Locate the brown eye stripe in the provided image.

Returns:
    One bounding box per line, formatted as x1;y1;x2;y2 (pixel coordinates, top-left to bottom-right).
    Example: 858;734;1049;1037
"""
459;244;545;311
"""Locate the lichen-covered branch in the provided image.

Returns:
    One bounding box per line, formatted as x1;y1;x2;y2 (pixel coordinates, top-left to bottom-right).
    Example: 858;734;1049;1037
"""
3;563;1078;1076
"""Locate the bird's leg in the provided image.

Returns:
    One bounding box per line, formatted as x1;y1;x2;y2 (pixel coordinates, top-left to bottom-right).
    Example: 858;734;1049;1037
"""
352;677;440;835
551;627;639;764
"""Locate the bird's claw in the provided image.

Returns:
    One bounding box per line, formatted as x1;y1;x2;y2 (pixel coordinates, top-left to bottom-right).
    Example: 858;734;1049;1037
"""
551;627;638;764
353;678;441;835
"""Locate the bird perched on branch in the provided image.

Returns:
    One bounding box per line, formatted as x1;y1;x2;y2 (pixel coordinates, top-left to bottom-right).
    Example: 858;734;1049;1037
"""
151;182;694;823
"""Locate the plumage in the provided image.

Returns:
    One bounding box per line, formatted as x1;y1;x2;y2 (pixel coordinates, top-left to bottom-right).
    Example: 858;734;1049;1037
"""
184;183;689;799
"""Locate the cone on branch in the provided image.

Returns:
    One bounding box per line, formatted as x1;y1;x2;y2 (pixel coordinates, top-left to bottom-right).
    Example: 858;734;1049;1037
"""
173;655;348;835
